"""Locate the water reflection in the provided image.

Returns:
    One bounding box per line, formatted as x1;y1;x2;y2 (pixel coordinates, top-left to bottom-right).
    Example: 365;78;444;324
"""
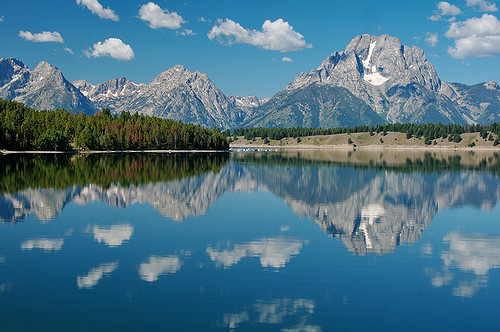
90;223;134;247
0;151;499;329
21;238;64;251
1;151;499;257
77;262;118;289
138;255;184;282
426;232;500;298
220;298;318;330
207;236;305;269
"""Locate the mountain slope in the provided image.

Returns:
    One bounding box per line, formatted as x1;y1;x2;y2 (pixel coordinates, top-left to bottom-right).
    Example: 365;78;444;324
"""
74;65;248;129
0;58;96;115
255;34;471;127
245;83;386;128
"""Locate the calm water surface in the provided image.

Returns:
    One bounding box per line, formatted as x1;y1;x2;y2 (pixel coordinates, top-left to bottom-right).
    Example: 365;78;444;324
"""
0;150;499;330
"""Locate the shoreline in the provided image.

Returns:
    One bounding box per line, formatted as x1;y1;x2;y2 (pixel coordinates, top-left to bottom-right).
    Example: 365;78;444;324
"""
0;149;230;154
230;144;500;151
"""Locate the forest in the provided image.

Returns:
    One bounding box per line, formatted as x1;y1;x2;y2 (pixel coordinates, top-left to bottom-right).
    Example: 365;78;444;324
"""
0;153;229;194
231;123;500;145
0;99;229;151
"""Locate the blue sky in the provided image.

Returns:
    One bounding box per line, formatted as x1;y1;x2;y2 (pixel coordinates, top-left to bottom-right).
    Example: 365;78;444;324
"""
1;0;499;98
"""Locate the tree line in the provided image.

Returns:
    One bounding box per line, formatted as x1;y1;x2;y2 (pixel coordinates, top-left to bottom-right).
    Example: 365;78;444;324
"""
0;153;229;194
231;123;500;145
0;99;229;151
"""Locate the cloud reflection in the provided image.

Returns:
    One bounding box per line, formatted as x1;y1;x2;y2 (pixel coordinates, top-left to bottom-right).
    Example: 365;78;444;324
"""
207;236;304;269
139;255;182;282
220;298;317;330
77;262;118;289
427;232;500;298
21;238;64;251
91;224;134;247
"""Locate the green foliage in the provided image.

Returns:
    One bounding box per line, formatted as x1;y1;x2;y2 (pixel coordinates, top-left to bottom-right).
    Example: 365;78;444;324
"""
348;138;353;144
380;138;384;143
0;99;229;151
263;137;270;144
0;153;229;193
34;129;70;151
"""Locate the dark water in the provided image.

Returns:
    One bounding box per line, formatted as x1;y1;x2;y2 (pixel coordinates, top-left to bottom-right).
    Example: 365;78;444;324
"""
0;151;499;331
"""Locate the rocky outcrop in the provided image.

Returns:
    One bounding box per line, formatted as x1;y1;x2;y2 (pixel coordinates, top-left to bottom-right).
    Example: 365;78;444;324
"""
0;58;96;115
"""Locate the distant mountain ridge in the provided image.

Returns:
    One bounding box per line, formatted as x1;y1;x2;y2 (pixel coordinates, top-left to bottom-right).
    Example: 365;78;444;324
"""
0;33;499;128
0;58;96;115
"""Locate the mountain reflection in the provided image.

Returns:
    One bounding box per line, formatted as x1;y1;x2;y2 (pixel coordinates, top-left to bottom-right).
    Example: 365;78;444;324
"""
1;151;499;256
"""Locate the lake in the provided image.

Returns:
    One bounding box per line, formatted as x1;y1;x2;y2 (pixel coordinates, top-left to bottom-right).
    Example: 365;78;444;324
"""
0;150;499;330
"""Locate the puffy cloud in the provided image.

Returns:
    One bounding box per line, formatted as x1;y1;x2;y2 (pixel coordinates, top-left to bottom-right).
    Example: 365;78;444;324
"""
425;32;439;47
85;38;135;61
21;238;64;251
77;262;118;289
91;224;134;247
208;18;310;52
139;255;182;282
138;2;185;29
445;14;500;58
206;236;304;269
179;29;195;36
437;1;462;15
19;31;64;43
76;0;118;21
281;57;293;62
466;0;498;12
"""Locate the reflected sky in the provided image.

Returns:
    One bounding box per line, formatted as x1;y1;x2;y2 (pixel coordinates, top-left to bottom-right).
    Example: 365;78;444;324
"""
0;151;499;330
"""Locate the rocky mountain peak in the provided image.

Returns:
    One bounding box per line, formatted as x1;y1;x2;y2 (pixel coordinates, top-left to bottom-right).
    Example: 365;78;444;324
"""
484;80;499;90
0;57;28;86
0;58;96;115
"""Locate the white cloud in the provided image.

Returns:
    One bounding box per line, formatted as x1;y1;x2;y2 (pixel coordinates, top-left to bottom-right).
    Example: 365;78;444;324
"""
437;1;462;15
77;262;118;289
206;236;304;269
64;47;74;54
76;0;118;21
21;238;64;251
445;14;500;58
19;31;64;43
466;0;498;12
425;32;439;47
0;16;4;22
138;2;185;29
85;38;135;61
92;224;134;247
139;255;182;282
179;29;196;36
281;57;293;62
429;14;442;21
208;18;310;52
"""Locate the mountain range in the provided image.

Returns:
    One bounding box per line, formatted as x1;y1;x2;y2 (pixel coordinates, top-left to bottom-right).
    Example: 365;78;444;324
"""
1;34;499;129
